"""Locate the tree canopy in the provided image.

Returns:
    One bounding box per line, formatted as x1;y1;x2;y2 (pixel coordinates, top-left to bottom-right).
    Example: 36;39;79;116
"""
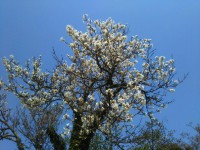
0;15;183;150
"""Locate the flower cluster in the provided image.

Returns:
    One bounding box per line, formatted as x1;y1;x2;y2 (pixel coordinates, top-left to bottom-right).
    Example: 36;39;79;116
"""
0;80;4;89
58;15;180;136
2;56;55;108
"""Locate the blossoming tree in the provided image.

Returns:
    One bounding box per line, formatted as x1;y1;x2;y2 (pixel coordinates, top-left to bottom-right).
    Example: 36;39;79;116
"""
0;15;183;150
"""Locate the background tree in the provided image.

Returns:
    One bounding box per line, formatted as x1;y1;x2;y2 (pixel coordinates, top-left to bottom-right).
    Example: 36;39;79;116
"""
0;90;64;149
0;15;183;149
89;131;111;150
179;123;200;150
189;123;200;150
0;93;24;150
88;120;184;150
132;120;182;150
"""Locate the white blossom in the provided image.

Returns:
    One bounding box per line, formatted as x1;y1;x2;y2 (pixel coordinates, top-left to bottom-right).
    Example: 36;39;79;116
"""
0;80;4;88
60;36;65;42
169;89;175;92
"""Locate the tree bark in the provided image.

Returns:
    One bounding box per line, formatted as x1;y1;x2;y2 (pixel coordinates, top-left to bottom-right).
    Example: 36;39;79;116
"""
16;138;25;150
47;126;66;150
69;113;95;150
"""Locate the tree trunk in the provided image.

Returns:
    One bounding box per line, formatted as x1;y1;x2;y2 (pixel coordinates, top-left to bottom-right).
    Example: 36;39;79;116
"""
47;126;66;150
79;133;94;150
69;114;95;150
16;138;24;150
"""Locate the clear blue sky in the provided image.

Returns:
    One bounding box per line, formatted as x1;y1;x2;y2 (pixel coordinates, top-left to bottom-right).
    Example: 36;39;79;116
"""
0;0;200;149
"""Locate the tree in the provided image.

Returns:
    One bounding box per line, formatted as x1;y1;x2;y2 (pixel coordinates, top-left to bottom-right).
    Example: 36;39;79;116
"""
89;120;183;150
0;94;24;150
132;120;182;150
189;124;200;150
89;131;111;150
0;92;65;150
0;14;183;149
179;123;200;150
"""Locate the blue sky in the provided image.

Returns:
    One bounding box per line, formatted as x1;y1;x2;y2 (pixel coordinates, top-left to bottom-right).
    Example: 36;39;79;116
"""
0;0;200;149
